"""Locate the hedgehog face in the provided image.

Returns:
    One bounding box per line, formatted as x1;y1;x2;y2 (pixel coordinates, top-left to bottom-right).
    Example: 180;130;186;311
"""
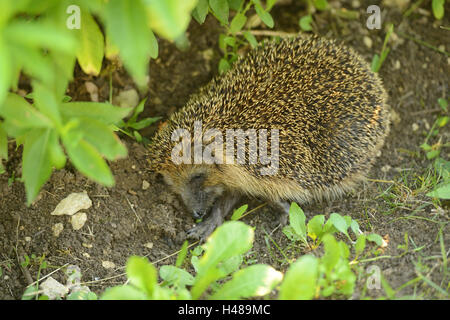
162;165;225;219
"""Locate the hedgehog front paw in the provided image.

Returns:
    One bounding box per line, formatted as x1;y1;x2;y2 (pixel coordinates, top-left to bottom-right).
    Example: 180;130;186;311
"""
186;220;219;241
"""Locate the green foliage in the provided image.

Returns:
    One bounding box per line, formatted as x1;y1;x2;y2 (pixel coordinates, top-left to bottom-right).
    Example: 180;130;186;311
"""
431;0;445;20
115;98;161;143
371;23;394;73
193;0;277;74
101;221;283;300
0;0;195;204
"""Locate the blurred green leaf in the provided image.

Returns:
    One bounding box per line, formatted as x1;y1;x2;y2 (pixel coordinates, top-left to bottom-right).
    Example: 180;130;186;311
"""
60;102;132;125
209;0;229;24
211;264;282;299
77;117;127;161
243;31;258;48
160;265;194;287
75;8;104;76
279;255;318;299
0;94;52;130
192;0;209;24
101;285;147;300
299;14;313;31
253;1;274;28
218;58;231;74
289;202;307;244
432;0;445;20
230;13;247;33
0;39;11;106
144;0;198;39
104;0;152;86
62;132;114;187
22;129;52;204
126;256;157;296
427;183;450;199
230;204;248;220
32;81;62;127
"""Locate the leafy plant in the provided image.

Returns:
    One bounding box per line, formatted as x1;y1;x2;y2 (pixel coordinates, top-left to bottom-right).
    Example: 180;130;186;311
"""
371;23;394;73
192;0;277;74
115;98;161;143
0;0;196;204
432;0;445;20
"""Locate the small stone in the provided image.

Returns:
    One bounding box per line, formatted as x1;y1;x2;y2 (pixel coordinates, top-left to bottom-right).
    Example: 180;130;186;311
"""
102;261;116;269
363;36;372;49
51;192;92;216
381;165;391;173
201;48;214;61
114;89;139;109
142;180;150;190
131;165;136;170
52;223;64;237
25;237;31;242
85;81;99;102
394;60;401;70
82;243;93;248
144;242;153;249
39;277;69;300
412;123;419;131
83;253;90;258
351;0;360;8
390;110;401;125
438;44;445;52
71;212;87;231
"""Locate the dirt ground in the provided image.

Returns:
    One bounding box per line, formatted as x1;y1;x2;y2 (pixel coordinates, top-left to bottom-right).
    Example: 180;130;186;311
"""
0;0;449;299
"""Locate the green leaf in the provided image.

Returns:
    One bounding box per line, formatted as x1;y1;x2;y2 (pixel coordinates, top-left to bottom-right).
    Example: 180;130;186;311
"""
126;256;157;297
321;234;340;274
253;2;274;28
279;255;318;300
230;13;247;33
266;0;277;11
0;39;11;106
0;94;52;131
149;29;159;59
144;0;198;39
5;21;76;53
355;235;366;256
211;264;283;299
367;233;383;246
77;118;127;161
313;0;328;10
437;98;448;112
209;0;230;24
101;285;148;300
0;123;8;161
436;116;449;127
62;133;114;187
307;214;325;241
288;202;307;243
160;265;194;287
230;204;248;220
426;183;450;199
197;221;254;277
218;58;231;74
299;14;313;31
371;54;380;72
426;150;440;160
129;117;161;130
32;81;62;127
329;213;350;239
60;102;132;125
104;0;152;86
243;31;258;48
47;129;66;169
192;0;209;24
176;241;189;267
432;0;445;20
22;129;52;205
75;8;104;76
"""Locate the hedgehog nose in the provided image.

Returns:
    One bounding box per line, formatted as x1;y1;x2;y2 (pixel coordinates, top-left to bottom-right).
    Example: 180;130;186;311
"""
192;210;203;219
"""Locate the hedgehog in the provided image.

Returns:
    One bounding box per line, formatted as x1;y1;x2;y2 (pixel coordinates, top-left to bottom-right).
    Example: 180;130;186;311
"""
149;36;390;240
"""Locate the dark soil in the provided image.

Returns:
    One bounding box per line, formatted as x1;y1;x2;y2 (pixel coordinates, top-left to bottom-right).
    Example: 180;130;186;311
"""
0;0;448;299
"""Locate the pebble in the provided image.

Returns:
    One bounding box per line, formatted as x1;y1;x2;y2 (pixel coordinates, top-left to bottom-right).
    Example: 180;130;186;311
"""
40;277;68;300
51;192;92;216
142;180;150;190
71;212;87;230
102;261;116;269
144;242;154;249
115;89;139;109
25;236;31;242
412;123;419;131
394;60;401;70
52;223;64;237
363;36;372;49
